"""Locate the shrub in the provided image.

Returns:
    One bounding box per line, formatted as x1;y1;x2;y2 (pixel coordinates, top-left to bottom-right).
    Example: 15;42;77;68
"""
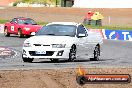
13;2;19;6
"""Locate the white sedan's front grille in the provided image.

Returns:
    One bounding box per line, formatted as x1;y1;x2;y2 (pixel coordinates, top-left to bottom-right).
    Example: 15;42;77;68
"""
33;44;50;46
29;51;54;56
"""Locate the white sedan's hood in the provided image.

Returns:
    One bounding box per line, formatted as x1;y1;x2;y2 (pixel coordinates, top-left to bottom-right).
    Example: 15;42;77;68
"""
25;35;76;44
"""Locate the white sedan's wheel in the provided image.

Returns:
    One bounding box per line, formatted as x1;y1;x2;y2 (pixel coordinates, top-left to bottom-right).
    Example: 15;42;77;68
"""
68;45;76;61
90;45;100;61
22;55;33;62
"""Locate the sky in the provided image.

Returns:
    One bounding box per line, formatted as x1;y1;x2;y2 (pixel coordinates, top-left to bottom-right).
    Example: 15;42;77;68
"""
73;0;132;8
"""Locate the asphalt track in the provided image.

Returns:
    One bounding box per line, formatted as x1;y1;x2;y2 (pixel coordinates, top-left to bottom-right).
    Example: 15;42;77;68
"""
0;34;132;70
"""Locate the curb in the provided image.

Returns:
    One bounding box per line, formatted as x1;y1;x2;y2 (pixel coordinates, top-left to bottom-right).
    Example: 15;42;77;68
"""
0;24;4;33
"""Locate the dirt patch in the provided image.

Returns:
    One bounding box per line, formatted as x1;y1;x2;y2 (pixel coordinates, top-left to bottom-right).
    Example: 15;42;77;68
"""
0;68;132;88
0;7;132;26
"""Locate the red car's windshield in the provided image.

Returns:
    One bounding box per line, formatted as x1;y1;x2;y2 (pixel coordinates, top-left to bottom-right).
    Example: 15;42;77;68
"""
18;18;37;25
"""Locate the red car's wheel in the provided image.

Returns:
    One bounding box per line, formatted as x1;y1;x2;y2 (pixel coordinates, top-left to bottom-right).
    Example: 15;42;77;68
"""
18;29;24;38
4;27;10;37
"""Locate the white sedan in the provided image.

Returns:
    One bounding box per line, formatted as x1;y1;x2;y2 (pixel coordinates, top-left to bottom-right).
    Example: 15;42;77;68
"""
22;22;103;62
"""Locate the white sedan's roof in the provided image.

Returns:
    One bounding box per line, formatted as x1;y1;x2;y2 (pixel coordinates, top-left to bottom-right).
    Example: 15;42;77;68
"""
47;22;80;26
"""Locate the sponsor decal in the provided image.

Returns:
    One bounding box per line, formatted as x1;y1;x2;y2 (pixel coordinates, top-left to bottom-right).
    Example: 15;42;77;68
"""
88;29;132;41
76;66;131;85
104;30;132;41
0;47;16;58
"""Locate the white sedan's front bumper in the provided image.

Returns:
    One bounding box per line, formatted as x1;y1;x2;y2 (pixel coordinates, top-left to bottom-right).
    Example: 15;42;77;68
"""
22;46;71;60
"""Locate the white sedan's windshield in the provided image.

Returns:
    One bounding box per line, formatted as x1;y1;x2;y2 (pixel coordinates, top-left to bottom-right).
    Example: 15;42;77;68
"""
36;24;76;37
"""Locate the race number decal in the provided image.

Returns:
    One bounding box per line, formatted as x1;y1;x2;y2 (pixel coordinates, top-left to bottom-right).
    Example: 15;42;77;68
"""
11;26;14;31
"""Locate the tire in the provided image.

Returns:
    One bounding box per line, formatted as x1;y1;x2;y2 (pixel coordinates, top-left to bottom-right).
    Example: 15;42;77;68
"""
18;29;24;38
68;45;76;61
4;27;10;37
50;59;59;62
22;55;33;62
26;35;31;38
76;76;87;85
90;45;100;61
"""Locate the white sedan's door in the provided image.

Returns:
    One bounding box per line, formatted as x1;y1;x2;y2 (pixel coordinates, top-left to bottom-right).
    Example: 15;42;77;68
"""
76;25;95;59
76;36;96;59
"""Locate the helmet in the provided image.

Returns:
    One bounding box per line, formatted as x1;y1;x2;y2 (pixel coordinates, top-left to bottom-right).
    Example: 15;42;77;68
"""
88;11;92;13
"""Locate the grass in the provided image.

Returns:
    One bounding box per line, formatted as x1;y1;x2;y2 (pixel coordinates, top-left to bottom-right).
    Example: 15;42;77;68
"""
14;0;60;5
0;19;48;26
0;19;9;24
1;19;132;30
85;25;132;30
37;21;48;26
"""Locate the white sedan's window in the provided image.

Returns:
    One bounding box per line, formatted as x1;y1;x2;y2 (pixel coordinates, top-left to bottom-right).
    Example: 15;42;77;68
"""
36;24;76;37
77;25;87;36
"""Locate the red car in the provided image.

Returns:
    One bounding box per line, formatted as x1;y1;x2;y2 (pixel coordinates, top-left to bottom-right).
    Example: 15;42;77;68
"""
4;17;42;38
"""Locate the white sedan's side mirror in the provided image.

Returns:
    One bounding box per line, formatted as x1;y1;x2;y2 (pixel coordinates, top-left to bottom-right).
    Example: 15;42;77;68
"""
78;33;86;38
31;32;36;36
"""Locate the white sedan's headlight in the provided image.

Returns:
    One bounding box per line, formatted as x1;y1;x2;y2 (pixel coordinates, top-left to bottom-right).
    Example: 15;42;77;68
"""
23;43;31;47
52;44;66;48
